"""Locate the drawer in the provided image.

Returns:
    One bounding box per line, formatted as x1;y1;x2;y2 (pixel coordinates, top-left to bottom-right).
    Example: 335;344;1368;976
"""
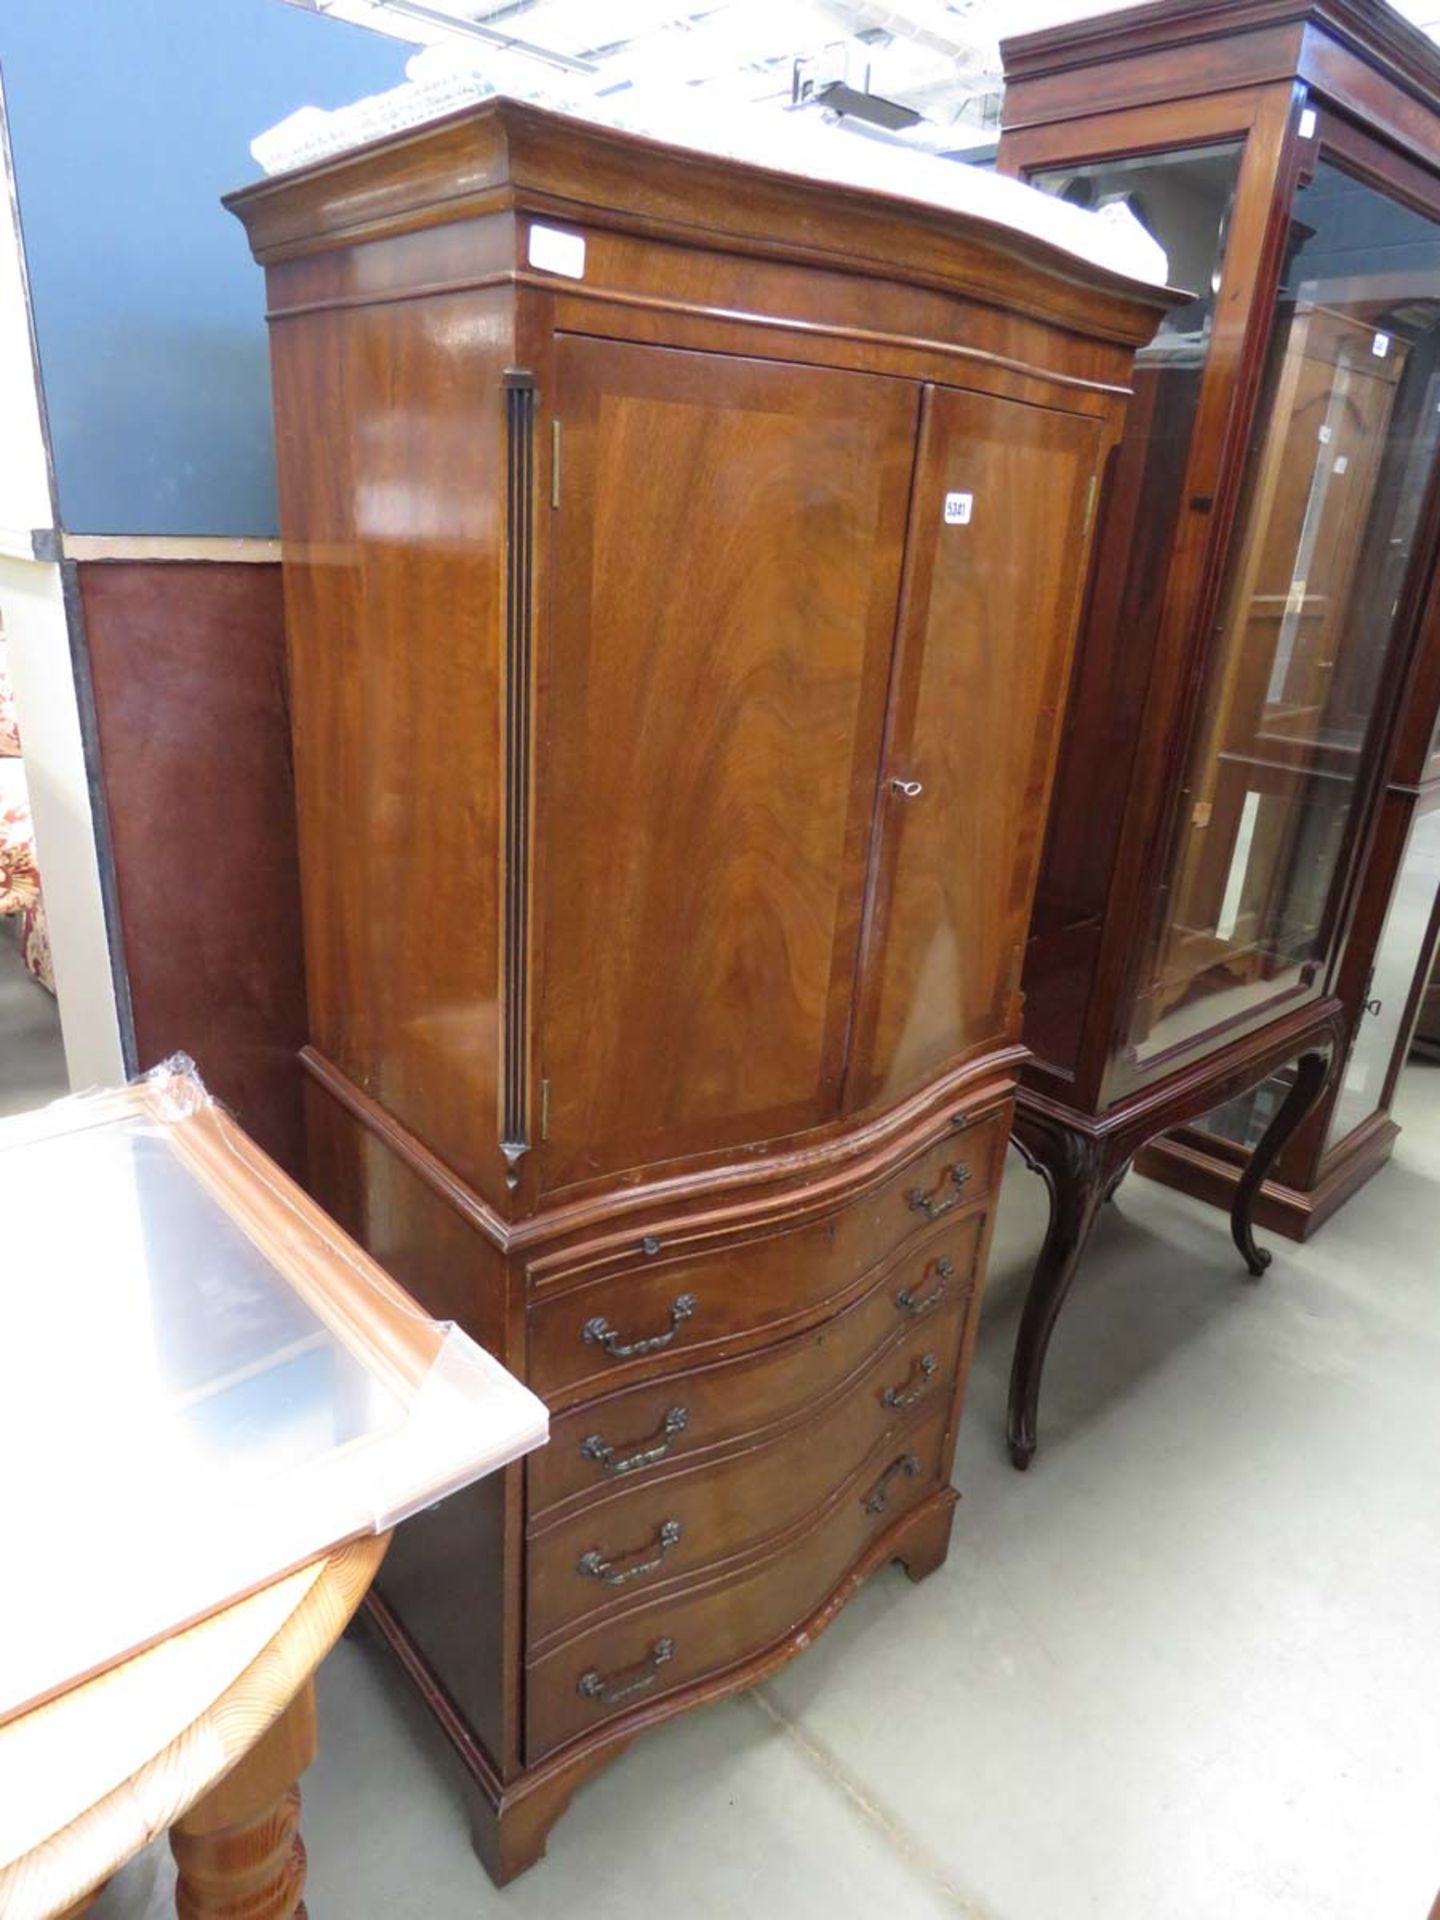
525;1399;950;1762
528;1211;985;1518
527;1107;1005;1405
526;1290;968;1651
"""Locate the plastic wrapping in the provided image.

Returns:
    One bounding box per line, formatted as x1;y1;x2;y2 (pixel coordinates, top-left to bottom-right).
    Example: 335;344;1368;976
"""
0;1058;548;1727
249;78;1170;290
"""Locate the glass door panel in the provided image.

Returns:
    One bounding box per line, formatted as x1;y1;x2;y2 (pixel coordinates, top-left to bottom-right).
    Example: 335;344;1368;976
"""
1128;159;1440;1064
1327;803;1440;1147
1021;145;1242;1075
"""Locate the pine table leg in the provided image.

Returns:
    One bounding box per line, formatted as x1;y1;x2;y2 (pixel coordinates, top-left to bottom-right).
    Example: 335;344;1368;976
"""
169;1681;318;1919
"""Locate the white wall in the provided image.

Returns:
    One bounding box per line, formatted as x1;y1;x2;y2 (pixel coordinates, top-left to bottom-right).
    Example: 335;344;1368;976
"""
0;89;52;545
0;94;124;1091
0;556;125;1088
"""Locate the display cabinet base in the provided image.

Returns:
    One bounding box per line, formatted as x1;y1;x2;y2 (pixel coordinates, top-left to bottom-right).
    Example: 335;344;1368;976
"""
1135;1110;1399;1242
362;1487;957;1887
1010;999;1347;1471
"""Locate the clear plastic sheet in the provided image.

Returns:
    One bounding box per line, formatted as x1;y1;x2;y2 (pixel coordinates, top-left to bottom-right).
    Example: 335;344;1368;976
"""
249;78;1170;290
0;1058;547;1727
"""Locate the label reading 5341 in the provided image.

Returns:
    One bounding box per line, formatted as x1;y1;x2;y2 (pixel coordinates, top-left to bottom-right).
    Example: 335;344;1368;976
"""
944;491;974;525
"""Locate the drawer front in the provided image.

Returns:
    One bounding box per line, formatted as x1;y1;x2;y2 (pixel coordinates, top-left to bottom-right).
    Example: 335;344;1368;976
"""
528;1108;1004;1404
525;1401;950;1762
527;1290;968;1651
529;1211;984;1518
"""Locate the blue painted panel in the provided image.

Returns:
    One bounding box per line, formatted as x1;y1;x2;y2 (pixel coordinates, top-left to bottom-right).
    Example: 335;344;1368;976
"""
1;0;413;535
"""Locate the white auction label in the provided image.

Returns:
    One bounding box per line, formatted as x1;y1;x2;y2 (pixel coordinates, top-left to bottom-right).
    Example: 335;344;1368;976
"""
528;224;586;280
944;491;974;525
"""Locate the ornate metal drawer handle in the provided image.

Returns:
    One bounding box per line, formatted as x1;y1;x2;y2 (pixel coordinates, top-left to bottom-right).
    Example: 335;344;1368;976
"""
908;1163;970;1220
577;1637;676;1705
581;1405;689;1476
882;1353;938;1410
578;1519;682;1587
897;1256;955;1318
864;1452;921;1516
584;1293;696;1359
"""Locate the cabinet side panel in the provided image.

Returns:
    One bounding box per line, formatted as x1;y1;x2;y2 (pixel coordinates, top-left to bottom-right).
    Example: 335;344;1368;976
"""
1023;365;1191;1083
304;1078;520;1772
270;280;513;1201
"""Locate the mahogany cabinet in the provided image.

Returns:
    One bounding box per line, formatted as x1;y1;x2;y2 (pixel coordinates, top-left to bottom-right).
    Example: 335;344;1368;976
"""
997;0;1440;1465
227;100;1168;1880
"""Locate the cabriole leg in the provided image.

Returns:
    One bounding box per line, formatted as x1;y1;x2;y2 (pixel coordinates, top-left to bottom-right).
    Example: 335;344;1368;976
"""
1008;1119;1112;1471
1230;1048;1334;1276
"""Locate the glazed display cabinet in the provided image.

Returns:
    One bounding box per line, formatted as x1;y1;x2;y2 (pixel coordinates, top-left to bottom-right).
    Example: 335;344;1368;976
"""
998;0;1440;1463
228;103;1168;1880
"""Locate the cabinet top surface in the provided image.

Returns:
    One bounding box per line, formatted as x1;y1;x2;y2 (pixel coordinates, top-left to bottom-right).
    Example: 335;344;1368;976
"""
224;94;1173;329
1001;0;1440;106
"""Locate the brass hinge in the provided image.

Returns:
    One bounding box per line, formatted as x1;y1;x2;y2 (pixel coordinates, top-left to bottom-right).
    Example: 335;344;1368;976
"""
551;419;562;509
1081;471;1099;539
540;1077;551;1141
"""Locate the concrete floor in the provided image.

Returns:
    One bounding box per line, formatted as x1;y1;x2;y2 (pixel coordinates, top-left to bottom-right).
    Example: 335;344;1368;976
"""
0;920;67;1118
98;1064;1440;1920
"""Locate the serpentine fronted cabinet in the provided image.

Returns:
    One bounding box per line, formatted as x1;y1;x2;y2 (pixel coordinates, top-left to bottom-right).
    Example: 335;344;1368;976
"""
227;102;1169;1883
996;0;1440;1467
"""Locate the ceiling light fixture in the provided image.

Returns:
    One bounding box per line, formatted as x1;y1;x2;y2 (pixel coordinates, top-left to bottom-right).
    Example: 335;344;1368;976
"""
814;79;922;127
302;0;598;75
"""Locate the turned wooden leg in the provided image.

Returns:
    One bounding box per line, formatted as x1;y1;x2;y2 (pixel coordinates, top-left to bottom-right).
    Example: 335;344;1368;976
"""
1008;1118;1111;1471
1230;1048;1333;1277
170;1682;317;1919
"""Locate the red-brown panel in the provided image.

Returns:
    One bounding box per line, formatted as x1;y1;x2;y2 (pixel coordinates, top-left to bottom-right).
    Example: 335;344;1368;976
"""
79;559;306;1174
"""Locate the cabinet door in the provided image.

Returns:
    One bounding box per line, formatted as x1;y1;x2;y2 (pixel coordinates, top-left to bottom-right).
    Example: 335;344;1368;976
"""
535;337;918;1190
849;385;1102;1109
